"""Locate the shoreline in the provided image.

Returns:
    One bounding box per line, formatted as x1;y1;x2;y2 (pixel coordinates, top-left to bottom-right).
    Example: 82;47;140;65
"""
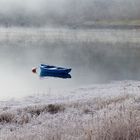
0;80;140;139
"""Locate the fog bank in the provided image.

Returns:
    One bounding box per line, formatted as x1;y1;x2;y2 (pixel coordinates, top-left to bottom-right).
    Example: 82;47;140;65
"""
0;0;140;27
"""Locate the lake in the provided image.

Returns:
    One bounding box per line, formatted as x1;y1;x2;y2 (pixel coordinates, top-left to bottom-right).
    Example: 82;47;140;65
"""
0;28;140;99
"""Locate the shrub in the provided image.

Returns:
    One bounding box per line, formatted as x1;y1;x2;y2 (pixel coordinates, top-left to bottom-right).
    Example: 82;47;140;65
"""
47;104;65;114
25;104;65;116
0;112;15;123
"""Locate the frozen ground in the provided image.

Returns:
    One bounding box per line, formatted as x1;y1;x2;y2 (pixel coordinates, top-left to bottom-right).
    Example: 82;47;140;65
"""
1;80;140;140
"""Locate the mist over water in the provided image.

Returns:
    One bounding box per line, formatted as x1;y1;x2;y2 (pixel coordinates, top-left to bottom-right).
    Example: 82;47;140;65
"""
0;29;140;99
0;0;140;27
0;0;140;99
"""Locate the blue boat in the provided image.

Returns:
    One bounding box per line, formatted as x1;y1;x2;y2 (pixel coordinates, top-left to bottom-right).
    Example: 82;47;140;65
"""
40;64;71;75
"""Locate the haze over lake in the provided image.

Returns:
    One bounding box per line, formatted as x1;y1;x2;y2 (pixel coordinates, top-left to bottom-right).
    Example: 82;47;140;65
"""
1;1;140;140
0;28;140;99
0;0;140;99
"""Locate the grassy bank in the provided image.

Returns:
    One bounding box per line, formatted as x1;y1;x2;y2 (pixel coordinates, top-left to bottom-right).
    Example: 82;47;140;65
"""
0;81;140;140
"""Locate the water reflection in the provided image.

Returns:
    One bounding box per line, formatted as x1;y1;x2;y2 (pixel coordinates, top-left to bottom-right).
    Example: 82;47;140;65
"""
40;72;71;79
1;29;140;99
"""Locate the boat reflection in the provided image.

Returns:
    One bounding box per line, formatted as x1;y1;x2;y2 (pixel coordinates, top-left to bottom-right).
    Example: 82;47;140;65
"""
39;72;71;79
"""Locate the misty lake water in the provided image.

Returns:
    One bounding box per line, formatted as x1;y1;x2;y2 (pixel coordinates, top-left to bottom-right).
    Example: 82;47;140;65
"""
0;28;140;99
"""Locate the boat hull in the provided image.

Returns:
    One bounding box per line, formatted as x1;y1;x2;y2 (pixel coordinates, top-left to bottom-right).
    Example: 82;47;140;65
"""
40;64;71;75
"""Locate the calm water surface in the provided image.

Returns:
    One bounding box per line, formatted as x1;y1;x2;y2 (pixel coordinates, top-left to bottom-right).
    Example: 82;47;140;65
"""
0;28;140;99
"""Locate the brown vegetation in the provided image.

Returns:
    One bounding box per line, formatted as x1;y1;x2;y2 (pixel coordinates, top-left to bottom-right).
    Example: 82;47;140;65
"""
1;94;140;140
